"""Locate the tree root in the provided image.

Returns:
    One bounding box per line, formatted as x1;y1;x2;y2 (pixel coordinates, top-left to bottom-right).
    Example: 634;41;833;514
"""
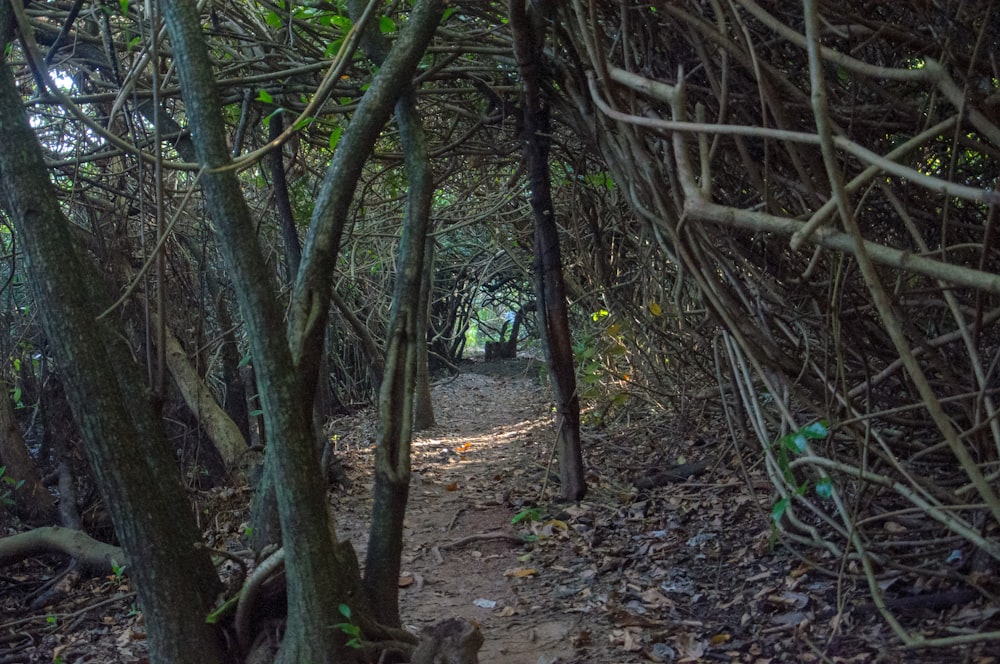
0;526;123;574
234;546;483;662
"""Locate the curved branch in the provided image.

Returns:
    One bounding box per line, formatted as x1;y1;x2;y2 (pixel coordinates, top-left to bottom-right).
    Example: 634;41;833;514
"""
0;527;123;574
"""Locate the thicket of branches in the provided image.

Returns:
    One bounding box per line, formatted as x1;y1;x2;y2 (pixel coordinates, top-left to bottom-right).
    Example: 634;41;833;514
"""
545;0;1000;646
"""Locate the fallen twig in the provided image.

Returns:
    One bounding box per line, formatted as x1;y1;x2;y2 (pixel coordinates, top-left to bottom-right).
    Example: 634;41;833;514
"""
439;531;524;551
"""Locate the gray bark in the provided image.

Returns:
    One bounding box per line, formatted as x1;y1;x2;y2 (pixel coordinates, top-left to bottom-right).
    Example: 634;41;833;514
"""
160;3;359;661
347;0;444;627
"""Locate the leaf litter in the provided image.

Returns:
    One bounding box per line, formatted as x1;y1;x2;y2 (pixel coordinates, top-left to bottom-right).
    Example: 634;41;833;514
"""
3;357;998;662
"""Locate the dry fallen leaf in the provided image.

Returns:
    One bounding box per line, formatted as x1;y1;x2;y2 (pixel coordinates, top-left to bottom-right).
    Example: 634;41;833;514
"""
504;567;538;578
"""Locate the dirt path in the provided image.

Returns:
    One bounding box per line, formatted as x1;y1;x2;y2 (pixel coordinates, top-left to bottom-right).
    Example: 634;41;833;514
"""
334;362;581;662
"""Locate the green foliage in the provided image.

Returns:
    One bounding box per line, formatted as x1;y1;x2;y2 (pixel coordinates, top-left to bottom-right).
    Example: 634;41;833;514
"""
582;171;616;190
464;319;480;349
332;604;362;648
328;125;344;150
573;310;631;425
110;560;127;583
511;507;540;525
512;507;542;543
770;421;831;524
0;466;24;507
264;11;283;28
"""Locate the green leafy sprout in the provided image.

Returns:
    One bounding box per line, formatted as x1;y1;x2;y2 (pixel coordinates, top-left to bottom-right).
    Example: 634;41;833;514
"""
333;603;362;649
770;420;831;525
0;466;24;506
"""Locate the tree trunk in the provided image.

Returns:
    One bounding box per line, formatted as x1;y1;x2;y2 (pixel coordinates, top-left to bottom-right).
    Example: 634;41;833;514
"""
269;112;303;281
510;0;587;502
163;0;443;658
162;322;247;469
163;3;359;661
0;15;226;662
364;90;433;626
500;305;528;359
413;233;437;431
348;0;440;626
212;277;252;444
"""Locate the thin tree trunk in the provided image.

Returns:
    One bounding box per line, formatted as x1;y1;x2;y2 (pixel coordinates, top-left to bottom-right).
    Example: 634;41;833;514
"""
269;113;302;281
510;0;587;501
214;288;252;443
413;233;437;431
161;322;246;469
364;90;433;626
346;0;440;626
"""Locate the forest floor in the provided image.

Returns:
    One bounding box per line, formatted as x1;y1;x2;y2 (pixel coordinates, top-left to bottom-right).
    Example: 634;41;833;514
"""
4;357;998;662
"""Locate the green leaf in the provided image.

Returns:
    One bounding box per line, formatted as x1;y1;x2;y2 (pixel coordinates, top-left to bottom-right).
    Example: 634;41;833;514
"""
237;353;252;369
778;433;801;453
265;11;283;28
293;116;315;131
771;497;789;523
379;16;396;34
256;89;274;104
329;15;352;30
802;420;829;439
338;603;351;619
815;477;833;499
441;7;457;21
328;125;344;150
511;507;540;524
326;38;345;57
119;0;129;15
